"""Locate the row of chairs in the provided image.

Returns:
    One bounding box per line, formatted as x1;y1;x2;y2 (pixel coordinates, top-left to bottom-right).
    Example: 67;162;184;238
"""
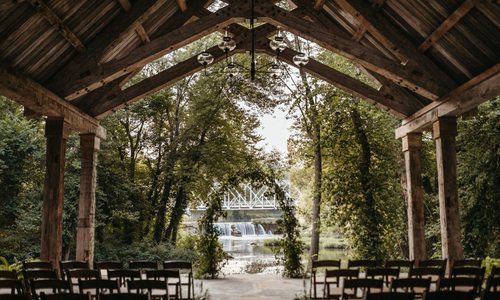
310;259;499;299
0;260;195;300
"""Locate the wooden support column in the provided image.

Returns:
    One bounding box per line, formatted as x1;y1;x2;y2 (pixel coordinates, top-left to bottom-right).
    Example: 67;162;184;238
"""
433;117;464;266
76;133;100;266
402;133;426;262
41;118;70;269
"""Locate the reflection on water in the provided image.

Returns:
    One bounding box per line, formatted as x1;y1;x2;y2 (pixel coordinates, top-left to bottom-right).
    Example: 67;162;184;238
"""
219;235;350;275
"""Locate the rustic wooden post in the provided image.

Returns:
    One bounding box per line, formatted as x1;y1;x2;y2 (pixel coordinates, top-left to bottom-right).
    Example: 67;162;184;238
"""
433;116;464;268
41;118;70;270
402;132;426;262
76;133;100;267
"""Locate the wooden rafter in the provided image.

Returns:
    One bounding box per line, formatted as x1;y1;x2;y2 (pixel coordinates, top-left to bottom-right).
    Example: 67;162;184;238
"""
117;0;132;12
395;63;500;138
418;0;480;52
177;0;188;12
332;0;456;90
47;0;167;86
73;3;213;110
256;3;450;100
89;46;243;118
135;24;151;44
0;67;104;136
27;0;85;52
314;0;326;10
261;46;421;117
51;3;248;101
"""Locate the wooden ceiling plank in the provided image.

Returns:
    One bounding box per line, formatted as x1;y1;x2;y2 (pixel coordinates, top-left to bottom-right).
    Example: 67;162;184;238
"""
27;0;85;52
332;0;456;90
395;63;500;138
418;0;480;53
0;66;105;136
52;3;247;101
257;4;449;100
177;0;188;12
47;0;167;86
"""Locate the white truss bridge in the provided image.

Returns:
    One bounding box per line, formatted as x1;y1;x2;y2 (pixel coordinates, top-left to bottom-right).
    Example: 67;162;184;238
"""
195;181;300;210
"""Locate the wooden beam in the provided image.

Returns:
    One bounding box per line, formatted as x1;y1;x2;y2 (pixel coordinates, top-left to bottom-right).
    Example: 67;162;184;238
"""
27;0;85;52
259;44;420;118
333;0;456;89
117;0;132;12
177;0;188;12
52;4;247;101
418;0;480;52
256;3;450;100
46;0;167;86
87;46;243;118
0;67;105;136
395;63;500;138
134;23;150;44
314;0;326;10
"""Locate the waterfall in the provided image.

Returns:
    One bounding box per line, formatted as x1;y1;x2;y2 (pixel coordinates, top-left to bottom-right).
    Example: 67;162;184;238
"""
215;222;268;236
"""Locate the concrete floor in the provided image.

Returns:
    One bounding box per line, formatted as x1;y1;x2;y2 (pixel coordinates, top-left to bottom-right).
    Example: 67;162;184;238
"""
198;274;308;300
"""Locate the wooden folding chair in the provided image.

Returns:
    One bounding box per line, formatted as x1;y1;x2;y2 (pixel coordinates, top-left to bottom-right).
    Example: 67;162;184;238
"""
163;260;194;300
310;259;341;299
341;279;383;299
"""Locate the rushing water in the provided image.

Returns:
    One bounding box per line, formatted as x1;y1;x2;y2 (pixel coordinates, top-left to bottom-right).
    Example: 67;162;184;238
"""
215;222;269;236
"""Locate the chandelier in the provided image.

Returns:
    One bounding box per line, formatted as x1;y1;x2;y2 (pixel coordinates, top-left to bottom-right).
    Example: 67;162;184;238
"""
197;18;309;80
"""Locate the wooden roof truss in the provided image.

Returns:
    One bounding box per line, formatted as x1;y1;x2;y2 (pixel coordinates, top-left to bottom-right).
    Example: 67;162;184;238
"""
0;0;498;137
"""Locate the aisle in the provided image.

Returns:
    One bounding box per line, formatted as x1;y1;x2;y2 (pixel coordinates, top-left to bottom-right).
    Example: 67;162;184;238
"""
199;273;308;300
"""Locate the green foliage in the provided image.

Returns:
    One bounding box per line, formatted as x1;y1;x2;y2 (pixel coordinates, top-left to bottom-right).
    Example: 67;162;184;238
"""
195;193;227;279
458;98;500;258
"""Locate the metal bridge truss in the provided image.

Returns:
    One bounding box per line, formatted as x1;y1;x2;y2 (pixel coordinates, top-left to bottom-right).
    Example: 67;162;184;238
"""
195;181;300;210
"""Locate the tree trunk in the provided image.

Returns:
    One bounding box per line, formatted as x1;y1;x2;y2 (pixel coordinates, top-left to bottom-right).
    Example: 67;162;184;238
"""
350;108;382;258
153;145;177;243
310;123;322;260
165;183;187;245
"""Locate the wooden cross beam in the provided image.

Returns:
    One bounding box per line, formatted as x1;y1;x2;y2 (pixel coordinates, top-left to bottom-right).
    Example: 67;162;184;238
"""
255;2;450;100
27;0;85;52
0;67;105;137
49;2;248;101
256;41;422;118
88;46;244;119
117;0;132;12
177;0;188;12
395;63;500;139
328;0;456;89
418;0;480;52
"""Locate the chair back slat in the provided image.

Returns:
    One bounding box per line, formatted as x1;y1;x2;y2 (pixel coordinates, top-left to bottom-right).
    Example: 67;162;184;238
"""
145;270;180;281
67;269;101;280
94;262;123;271
162;260;192;271
342;279;383;299
78;279;119;295
100;294;150;300
23;261;52;270
385;260;414;269
364;292;415;300
423;291;475;300
0;280;24;295
418;259;447;270
410;267;445;280
60;261;89;271
24;270;58;280
40;295;91;300
437;277;481;293
452;267;485;278
486;277;500;292
0;296;30;300
482;291;500;300
366;268;400;287
0;270;17;280
452;260;482;268
348;260;379;269
127;279;167;292
30;279;71;297
312;259;341;269
390;278;431;295
128;261;157;270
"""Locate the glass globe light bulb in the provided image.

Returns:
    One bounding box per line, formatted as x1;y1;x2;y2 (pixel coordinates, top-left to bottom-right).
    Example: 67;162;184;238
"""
269;39;287;53
197;51;214;66
293;52;309;67
218;36;237;53
268;63;283;79
224;63;239;77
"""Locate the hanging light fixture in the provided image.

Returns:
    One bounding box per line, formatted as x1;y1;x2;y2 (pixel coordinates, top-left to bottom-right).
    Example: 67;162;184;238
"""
269;26;287;54
293;52;309;67
224;57;239;77
218;28;237;53
268;58;284;79
197;51;214;67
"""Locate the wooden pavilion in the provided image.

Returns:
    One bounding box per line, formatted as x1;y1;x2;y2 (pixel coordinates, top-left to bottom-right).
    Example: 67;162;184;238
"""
0;0;498;269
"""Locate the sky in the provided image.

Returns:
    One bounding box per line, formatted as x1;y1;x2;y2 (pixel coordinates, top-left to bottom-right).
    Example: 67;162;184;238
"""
256;106;293;156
